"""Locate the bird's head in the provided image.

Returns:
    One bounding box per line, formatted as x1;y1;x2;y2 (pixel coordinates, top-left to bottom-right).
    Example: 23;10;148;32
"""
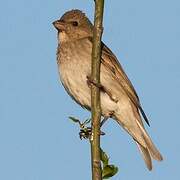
53;9;93;43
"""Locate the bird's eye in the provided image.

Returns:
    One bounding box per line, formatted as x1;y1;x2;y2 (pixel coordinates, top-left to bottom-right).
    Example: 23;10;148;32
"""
72;21;78;26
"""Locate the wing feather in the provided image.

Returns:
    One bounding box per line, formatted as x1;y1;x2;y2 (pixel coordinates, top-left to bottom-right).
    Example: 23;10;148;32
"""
101;42;150;126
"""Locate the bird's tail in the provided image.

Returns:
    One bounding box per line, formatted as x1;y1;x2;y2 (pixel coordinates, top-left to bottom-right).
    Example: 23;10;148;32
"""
114;112;163;170
135;118;163;162
136;142;152;170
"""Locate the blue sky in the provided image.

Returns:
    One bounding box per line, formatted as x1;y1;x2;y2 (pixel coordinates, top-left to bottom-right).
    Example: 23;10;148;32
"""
0;0;179;179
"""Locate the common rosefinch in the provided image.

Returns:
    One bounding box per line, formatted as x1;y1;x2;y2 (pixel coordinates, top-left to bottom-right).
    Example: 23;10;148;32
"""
53;9;163;170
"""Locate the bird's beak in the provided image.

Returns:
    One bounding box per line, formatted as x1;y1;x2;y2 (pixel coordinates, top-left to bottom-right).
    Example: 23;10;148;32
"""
52;20;66;31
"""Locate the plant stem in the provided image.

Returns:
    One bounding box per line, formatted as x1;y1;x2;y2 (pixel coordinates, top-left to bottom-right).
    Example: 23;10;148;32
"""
90;0;105;180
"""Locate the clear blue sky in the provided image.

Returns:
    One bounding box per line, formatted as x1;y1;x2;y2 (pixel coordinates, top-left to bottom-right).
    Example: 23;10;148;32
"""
0;0;179;179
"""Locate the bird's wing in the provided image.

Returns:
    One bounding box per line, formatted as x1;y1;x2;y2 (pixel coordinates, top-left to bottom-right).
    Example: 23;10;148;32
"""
101;42;150;126
101;42;163;167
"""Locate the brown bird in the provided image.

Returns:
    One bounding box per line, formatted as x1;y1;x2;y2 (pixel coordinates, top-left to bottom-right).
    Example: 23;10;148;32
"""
53;9;163;170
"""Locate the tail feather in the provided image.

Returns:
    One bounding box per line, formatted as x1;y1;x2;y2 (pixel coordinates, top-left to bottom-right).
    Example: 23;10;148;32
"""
136;142;152;170
115;112;163;170
136;119;163;161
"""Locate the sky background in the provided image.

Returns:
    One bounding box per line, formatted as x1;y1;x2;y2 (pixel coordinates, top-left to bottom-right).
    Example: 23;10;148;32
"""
0;0;180;179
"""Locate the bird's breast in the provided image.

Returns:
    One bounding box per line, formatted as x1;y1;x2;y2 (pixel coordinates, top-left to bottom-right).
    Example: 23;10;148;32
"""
57;39;92;108
56;38;118;116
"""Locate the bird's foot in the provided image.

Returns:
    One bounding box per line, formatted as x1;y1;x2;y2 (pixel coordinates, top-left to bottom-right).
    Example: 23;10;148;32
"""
86;76;105;90
100;112;114;127
100;117;109;127
86;76;118;103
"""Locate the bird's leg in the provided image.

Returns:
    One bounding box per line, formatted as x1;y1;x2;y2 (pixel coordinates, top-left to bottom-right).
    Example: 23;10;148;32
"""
86;76;118;103
100;117;109;127
86;75;104;90
100;111;114;127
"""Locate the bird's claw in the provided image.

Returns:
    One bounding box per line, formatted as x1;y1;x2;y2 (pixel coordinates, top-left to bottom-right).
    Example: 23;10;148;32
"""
86;76;104;89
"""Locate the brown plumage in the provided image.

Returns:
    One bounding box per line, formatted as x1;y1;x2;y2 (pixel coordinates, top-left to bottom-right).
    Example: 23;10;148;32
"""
53;9;163;170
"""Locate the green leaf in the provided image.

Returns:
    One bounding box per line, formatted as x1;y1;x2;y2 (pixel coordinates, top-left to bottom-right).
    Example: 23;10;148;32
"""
100;148;109;167
102;165;118;179
69;116;81;124
83;118;91;125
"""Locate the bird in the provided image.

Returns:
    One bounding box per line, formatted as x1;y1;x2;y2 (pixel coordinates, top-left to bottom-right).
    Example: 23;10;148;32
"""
52;9;163;170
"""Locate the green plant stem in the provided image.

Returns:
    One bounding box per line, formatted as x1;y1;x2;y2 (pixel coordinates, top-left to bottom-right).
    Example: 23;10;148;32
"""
90;0;105;180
